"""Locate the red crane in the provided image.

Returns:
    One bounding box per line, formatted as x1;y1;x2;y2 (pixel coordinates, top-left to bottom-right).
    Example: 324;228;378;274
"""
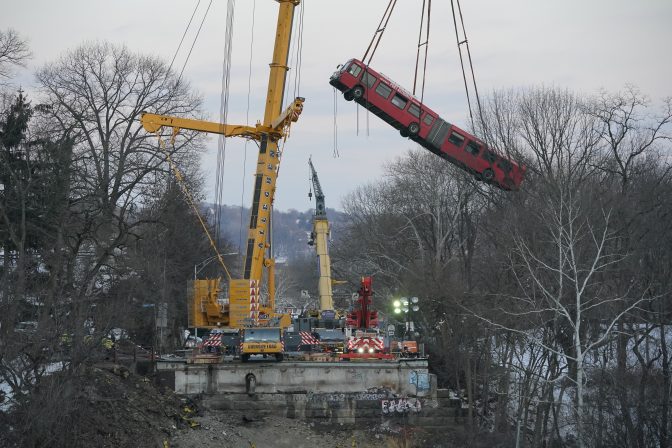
346;277;379;330
341;277;393;360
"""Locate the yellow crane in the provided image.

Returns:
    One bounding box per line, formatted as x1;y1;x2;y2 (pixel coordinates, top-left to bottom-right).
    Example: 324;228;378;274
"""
307;158;334;313
142;0;303;330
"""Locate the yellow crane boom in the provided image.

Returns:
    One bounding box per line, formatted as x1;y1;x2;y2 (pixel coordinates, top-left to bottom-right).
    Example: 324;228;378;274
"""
142;0;302;329
308;158;334;312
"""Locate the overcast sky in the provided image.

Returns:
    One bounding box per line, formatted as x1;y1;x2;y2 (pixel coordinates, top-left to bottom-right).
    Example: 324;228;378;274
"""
3;0;671;211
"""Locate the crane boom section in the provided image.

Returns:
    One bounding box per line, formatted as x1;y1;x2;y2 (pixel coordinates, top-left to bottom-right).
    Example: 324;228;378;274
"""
308;158;325;217
140;113;259;139
264;1;299;126
144;0;302;330
243;0;299;290
308;159;333;311
313;219;334;311
140;97;304;141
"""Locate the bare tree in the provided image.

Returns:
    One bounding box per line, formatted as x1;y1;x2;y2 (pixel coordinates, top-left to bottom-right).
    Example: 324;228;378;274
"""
478;184;656;448
336;149;484;292
590;85;672;192
34;42;204;314
0;29;31;82
478;87;602;190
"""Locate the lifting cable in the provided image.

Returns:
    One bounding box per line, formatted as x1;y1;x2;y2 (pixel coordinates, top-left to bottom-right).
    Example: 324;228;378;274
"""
450;0;488;140
333;87;339;157
413;0;431;105
362;0;397;66
293;0;306;99
239;0;257;252
177;0;214;86
284;0;306;108
155;0;203;109
157;133;232;281
359;0;398;137
215;0;236;251
167;0;202;76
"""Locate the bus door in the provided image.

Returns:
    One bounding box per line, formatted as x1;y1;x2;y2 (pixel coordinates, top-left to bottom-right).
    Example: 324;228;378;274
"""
426;118;451;150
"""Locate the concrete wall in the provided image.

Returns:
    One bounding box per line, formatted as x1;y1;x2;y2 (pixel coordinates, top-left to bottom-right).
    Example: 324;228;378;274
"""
157;360;432;397
204;388;464;429
155;361;467;429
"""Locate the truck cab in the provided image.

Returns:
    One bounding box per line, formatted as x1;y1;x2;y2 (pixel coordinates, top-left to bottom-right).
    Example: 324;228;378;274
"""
240;327;284;362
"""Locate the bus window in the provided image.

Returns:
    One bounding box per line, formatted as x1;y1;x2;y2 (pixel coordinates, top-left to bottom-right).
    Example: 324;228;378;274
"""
423;114;434;126
391;93;408;110
497;158;513;172
362;72;377;88
347;63;362;78
466;141;481;156
408;103;421;118
482;150;497;163
375;82;392;99
448;131;465;147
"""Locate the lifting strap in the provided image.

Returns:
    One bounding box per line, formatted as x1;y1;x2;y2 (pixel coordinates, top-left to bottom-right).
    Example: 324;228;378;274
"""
215;0;236;251
362;0;397;66
413;0;432;103
450;0;486;136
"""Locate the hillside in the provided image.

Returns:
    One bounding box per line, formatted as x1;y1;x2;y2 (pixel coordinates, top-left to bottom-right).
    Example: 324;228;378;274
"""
206;204;348;263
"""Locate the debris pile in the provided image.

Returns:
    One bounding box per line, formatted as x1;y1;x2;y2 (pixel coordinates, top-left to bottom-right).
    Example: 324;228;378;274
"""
1;363;191;448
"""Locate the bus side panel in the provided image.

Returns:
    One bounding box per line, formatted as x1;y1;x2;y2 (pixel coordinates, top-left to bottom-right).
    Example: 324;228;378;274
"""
426;118;451;150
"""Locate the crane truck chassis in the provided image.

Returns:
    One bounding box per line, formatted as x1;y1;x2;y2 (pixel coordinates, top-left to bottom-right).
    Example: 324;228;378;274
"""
240;326;284;362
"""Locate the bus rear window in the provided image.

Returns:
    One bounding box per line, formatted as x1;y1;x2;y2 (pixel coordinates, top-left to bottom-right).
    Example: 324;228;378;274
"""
448;131;465;147
391;94;408;110
347;64;362;78
408;103;421;118
375;82;392;99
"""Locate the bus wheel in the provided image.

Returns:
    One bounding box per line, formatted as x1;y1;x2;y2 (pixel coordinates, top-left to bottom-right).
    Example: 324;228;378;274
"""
275;353;284;362
400;129;409;138
408;122;420;135
241;354;250;362
352;86;364;99
343;91;354;101
482;169;494;181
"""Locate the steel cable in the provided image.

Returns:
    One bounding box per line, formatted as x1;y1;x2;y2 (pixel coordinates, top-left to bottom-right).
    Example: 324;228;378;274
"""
214;0;236;250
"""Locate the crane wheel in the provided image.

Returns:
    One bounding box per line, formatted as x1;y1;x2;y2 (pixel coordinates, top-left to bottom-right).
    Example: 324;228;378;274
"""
241;354;250;363
275;353;284;362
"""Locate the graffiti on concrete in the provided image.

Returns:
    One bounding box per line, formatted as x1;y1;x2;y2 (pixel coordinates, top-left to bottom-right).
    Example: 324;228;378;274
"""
309;391;391;402
381;398;422;414
409;370;430;391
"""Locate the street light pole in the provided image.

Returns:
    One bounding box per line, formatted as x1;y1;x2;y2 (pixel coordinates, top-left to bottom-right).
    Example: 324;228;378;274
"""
410;296;419;338
394;297;410;338
393;296;420;338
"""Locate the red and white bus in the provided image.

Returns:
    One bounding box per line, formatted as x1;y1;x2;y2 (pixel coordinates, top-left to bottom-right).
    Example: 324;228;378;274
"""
329;58;526;191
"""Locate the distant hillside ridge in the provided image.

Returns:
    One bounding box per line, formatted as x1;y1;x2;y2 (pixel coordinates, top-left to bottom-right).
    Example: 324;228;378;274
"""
201;204;347;262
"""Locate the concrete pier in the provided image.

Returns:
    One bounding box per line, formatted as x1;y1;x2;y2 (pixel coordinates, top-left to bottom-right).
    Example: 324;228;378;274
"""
154;360;465;428
156;360;432;396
